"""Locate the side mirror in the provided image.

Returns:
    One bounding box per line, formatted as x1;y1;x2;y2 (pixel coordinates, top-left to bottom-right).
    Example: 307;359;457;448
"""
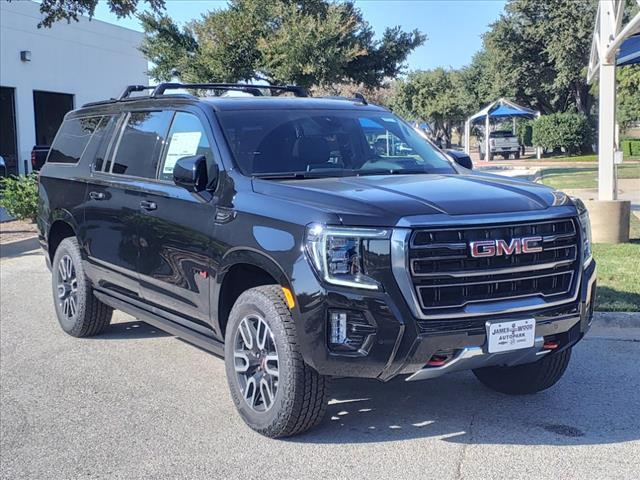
446;149;473;170
173;155;214;192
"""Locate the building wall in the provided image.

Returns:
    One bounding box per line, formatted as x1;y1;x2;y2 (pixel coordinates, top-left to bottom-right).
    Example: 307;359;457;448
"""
0;1;148;174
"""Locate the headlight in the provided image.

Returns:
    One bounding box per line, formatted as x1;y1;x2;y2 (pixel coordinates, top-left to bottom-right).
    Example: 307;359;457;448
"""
305;224;390;290
573;197;592;266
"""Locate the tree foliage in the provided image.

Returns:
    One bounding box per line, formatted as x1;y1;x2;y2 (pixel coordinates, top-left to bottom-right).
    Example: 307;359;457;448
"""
33;0;165;28
139;0;425;89
479;0;596;115
617;65;640;131
391;69;473;147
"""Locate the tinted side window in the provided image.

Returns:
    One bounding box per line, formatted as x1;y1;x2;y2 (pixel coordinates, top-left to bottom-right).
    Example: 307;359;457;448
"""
47;116;103;164
110;111;171;178
84;115;117;171
159;112;214;181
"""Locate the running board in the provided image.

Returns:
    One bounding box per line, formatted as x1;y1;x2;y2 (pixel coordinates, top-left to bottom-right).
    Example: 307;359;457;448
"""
93;291;225;356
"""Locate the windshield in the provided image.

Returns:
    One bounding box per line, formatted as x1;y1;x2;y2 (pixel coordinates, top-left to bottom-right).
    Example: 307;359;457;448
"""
216;109;456;178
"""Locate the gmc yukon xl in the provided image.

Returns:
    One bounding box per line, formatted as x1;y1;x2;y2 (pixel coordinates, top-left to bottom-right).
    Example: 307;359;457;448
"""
37;83;597;438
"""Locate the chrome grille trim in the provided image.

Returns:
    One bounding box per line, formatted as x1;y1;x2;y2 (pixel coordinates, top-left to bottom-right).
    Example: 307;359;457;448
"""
416;272;574;310
391;213;583;321
410;254;576;278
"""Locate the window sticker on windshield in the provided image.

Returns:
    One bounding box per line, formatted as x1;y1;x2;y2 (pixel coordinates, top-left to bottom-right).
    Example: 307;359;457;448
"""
163;131;202;174
381;117;397;123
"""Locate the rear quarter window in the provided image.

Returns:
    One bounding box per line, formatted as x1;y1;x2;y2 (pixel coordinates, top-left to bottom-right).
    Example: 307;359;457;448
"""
47;116;104;164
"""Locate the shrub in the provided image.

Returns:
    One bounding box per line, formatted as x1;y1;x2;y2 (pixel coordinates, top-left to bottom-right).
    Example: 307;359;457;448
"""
621;138;640;158
532;113;592;155
0;174;39;221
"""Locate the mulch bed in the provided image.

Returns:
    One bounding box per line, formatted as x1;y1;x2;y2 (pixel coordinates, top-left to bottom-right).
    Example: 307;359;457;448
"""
0;220;38;245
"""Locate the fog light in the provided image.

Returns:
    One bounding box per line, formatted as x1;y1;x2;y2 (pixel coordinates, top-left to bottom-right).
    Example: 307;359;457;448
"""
329;311;348;345
327;310;377;354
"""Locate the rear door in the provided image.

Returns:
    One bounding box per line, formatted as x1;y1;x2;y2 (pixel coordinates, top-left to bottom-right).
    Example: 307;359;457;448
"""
136;109;218;334
82;110;172;301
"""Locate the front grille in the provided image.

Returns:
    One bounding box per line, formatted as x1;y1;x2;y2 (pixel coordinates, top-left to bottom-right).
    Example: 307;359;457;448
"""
409;218;580;315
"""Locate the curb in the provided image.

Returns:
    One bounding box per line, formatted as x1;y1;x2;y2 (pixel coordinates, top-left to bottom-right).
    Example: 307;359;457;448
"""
593;311;640;329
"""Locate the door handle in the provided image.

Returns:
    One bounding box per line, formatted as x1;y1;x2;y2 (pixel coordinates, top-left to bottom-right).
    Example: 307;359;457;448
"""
89;191;105;200
140;200;157;211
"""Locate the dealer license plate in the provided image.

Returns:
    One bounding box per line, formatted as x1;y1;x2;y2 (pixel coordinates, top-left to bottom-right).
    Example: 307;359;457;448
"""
486;319;535;353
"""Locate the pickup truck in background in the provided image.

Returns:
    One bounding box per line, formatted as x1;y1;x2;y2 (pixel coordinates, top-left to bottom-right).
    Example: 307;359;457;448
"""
31;145;50;171
479;130;521;160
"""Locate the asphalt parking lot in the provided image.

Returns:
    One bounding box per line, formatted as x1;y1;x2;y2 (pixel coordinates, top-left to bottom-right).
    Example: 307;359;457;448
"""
1;247;639;480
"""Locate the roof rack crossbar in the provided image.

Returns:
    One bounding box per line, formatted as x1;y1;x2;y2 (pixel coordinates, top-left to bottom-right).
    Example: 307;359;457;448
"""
119;85;154;100
150;82;308;98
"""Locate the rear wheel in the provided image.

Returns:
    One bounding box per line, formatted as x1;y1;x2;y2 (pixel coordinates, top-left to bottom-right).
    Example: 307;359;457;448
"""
473;348;572;395
224;285;329;438
51;237;112;337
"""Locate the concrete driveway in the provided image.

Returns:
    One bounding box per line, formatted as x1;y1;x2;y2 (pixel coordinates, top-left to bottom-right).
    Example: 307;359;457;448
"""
1;248;639;480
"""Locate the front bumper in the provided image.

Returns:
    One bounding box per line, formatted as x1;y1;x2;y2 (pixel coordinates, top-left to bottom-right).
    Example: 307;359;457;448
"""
293;257;596;382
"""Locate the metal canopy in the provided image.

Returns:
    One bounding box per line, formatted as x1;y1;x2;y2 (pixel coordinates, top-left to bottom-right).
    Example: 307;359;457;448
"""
617;33;640;66
464;98;540;158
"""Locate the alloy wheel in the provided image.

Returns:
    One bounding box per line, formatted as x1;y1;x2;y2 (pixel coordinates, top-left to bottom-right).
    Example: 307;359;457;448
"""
56;254;78;319
233;314;280;412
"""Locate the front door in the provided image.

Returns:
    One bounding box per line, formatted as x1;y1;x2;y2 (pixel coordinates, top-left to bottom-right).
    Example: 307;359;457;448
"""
136;110;218;334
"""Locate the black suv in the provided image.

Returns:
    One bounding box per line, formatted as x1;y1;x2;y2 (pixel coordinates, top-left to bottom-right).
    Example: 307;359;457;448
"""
38;83;597;438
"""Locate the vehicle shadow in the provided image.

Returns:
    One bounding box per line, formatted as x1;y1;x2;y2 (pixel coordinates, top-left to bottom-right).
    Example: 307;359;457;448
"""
0;237;40;258
290;340;639;446
97;320;171;340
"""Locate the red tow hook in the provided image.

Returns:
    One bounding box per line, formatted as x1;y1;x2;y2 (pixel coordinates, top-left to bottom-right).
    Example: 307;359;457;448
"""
426;354;448;367
543;340;559;350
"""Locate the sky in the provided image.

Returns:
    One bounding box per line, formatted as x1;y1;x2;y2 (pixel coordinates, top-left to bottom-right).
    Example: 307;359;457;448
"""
92;0;506;72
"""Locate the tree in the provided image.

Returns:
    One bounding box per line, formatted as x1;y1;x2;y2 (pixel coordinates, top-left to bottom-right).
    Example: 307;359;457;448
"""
617;65;640;132
392;69;473;147
479;0;597;116
139;0;425;89
31;0;165;28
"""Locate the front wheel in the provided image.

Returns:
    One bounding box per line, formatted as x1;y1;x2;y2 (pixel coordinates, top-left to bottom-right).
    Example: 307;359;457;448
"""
224;285;329;438
473;348;572;395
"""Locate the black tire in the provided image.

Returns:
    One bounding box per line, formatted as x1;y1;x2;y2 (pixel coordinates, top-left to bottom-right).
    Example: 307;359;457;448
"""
473;348;572;395
224;285;328;438
51;237;113;337
515;151;520;159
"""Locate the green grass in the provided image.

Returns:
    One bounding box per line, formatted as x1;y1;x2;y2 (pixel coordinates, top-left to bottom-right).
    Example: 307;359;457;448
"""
593;242;640;312
540;164;640;189
528;154;599;163
590;214;640;312
524;154;640;163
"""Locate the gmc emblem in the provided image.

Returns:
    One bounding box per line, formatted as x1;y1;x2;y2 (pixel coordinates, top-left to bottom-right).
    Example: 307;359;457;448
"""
469;236;543;258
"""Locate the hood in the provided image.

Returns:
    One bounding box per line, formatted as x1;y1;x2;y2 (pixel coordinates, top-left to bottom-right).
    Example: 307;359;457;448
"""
252;172;563;226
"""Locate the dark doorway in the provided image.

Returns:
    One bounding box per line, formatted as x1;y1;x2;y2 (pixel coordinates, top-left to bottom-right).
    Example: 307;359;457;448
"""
33;90;74;147
0;86;18;176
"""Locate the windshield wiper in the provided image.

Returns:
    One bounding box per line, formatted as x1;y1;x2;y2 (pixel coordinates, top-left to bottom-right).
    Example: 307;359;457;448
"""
253;170;352;180
356;168;430;176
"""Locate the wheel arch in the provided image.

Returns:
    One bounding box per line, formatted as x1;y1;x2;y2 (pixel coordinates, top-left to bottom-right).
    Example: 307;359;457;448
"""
47;214;78;262
214;249;292;339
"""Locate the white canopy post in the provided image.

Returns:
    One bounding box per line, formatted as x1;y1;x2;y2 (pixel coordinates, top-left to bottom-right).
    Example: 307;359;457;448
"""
464;120;471;154
596;1;621;200
535;111;542;160
484;114;491;161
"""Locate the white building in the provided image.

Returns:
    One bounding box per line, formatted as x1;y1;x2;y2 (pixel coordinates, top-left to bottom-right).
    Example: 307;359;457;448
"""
0;0;148;175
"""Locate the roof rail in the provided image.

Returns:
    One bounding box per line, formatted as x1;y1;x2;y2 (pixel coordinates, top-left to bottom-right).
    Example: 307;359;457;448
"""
319;93;368;105
119;85;154;100
353;92;368;105
150;82;308;98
